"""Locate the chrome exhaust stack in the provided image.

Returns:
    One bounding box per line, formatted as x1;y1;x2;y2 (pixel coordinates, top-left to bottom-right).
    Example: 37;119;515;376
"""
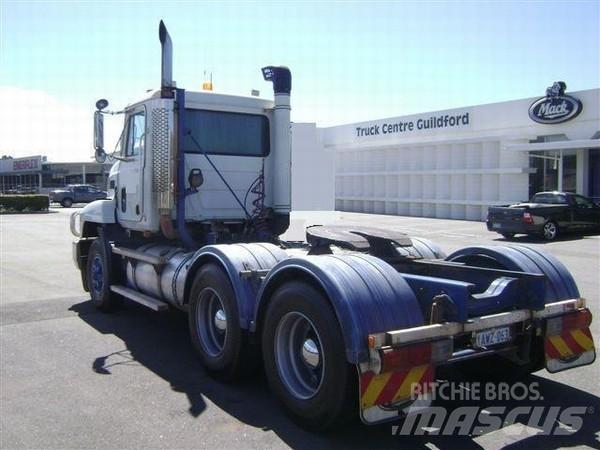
159;20;174;98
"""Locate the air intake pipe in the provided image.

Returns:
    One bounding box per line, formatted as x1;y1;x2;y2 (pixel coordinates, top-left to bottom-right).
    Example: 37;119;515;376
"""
262;66;292;219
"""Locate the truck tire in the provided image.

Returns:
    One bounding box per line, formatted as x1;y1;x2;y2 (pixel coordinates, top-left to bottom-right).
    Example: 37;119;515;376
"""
543;220;559;241
188;264;249;380
396;237;446;260
61;198;73;208
501;233;515;239
87;238;121;312
262;281;355;430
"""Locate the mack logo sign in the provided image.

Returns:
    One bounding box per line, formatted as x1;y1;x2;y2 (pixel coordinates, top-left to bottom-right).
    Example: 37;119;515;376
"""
529;81;582;124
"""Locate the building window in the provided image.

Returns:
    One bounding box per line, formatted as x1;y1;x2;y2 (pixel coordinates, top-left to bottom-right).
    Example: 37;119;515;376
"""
529;151;577;197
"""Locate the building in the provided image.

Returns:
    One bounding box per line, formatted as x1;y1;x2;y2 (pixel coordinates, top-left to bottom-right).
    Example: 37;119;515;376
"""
318;84;599;221
0;155;112;194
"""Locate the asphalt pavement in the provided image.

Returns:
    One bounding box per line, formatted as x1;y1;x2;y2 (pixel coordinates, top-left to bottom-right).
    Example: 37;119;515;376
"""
1;207;599;449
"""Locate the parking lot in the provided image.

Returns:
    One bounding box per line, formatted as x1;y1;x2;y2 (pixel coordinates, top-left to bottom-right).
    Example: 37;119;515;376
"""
1;207;599;449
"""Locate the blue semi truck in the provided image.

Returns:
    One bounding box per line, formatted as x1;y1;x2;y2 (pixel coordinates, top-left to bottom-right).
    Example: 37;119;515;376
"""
70;22;595;430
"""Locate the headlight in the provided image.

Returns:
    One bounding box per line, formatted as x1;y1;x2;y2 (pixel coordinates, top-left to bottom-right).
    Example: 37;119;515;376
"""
70;211;82;237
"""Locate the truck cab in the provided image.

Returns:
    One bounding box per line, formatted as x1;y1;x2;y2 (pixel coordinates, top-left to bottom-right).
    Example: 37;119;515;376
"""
107;91;281;237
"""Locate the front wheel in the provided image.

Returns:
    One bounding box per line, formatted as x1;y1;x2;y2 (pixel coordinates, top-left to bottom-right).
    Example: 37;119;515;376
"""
501;232;515;239
543;221;559;241
61;198;73;208
262;281;355;430
87;238;121;312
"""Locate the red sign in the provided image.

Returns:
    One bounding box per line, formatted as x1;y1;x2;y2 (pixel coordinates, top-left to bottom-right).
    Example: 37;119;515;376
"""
12;158;40;171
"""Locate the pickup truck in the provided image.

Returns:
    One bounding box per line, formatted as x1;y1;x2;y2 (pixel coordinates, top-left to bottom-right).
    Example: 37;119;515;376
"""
49;184;107;208
487;191;600;241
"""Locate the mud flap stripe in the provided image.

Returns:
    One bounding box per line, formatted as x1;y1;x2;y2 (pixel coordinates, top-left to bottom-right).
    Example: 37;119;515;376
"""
548;335;574;358
375;370;410;405
360;371;375;397
361;372;392;408
392;364;429;404
571;328;594;351
545;338;562;360
561;330;586;354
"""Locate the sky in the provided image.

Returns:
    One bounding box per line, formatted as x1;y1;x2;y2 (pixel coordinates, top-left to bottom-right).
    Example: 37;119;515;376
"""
1;0;599;162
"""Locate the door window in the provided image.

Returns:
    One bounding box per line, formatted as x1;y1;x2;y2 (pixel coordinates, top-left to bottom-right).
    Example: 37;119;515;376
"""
573;195;593;208
125;112;146;157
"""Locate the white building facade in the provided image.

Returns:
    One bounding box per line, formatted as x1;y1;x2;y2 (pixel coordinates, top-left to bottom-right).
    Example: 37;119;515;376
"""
316;86;599;221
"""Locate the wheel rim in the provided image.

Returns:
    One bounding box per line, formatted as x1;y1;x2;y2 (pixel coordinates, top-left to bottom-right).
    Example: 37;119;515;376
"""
91;255;104;295
544;222;557;239
196;287;227;357
274;311;325;400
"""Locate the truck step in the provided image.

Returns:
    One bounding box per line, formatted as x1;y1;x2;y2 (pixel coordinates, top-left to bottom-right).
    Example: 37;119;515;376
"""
112;246;166;266
110;285;169;311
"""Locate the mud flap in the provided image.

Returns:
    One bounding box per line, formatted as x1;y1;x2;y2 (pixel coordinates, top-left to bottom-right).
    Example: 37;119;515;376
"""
358;364;434;425
545;327;596;373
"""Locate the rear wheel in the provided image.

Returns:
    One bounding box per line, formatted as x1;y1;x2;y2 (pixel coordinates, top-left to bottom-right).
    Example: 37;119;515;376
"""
543;221;559;241
61;198;73;208
188;264;250;380
262;281;355;430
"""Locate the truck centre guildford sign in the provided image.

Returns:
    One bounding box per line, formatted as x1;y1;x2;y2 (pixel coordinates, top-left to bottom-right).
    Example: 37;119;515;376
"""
529;81;582;124
356;111;470;137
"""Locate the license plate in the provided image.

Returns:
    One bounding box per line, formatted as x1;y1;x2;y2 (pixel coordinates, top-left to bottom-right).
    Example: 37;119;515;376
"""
492;222;502;229
473;327;511;348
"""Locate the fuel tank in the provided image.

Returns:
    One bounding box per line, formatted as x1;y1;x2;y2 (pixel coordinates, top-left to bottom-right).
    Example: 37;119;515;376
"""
125;243;193;305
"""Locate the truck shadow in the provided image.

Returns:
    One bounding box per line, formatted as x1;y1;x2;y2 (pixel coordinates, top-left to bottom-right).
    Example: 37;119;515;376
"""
69;300;600;450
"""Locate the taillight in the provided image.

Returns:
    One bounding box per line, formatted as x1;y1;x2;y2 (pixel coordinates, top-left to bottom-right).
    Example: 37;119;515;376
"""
547;309;593;336
380;339;453;373
523;212;534;224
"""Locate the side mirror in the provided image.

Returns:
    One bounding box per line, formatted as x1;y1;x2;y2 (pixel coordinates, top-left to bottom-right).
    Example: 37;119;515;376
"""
95;148;107;164
93;110;106;163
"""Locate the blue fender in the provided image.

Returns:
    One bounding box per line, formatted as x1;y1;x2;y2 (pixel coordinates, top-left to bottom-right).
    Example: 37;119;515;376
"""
184;243;288;328
253;253;424;364
446;245;579;304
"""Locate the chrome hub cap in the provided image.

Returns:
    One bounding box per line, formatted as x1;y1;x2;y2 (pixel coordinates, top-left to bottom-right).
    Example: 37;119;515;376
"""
274;312;325;400
302;338;320;369
214;309;227;332
196;288;227;357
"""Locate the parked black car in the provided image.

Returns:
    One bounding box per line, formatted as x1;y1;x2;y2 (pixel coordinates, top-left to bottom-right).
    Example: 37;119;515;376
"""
49;184;107;208
487;191;600;241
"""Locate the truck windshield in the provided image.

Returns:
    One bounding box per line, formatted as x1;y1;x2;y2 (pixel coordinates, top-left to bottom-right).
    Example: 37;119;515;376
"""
182;109;270;157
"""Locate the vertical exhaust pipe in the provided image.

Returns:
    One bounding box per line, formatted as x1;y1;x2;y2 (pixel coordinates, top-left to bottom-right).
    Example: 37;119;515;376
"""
159;20;174;98
262;66;292;220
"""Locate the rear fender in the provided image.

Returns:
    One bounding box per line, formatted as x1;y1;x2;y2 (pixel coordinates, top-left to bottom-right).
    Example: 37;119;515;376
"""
183;243;288;327
446;245;579;305
253;254;424;364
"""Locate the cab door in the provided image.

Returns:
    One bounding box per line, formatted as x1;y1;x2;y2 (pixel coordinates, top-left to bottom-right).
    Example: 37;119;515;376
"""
116;106;146;224
572;195;600;230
